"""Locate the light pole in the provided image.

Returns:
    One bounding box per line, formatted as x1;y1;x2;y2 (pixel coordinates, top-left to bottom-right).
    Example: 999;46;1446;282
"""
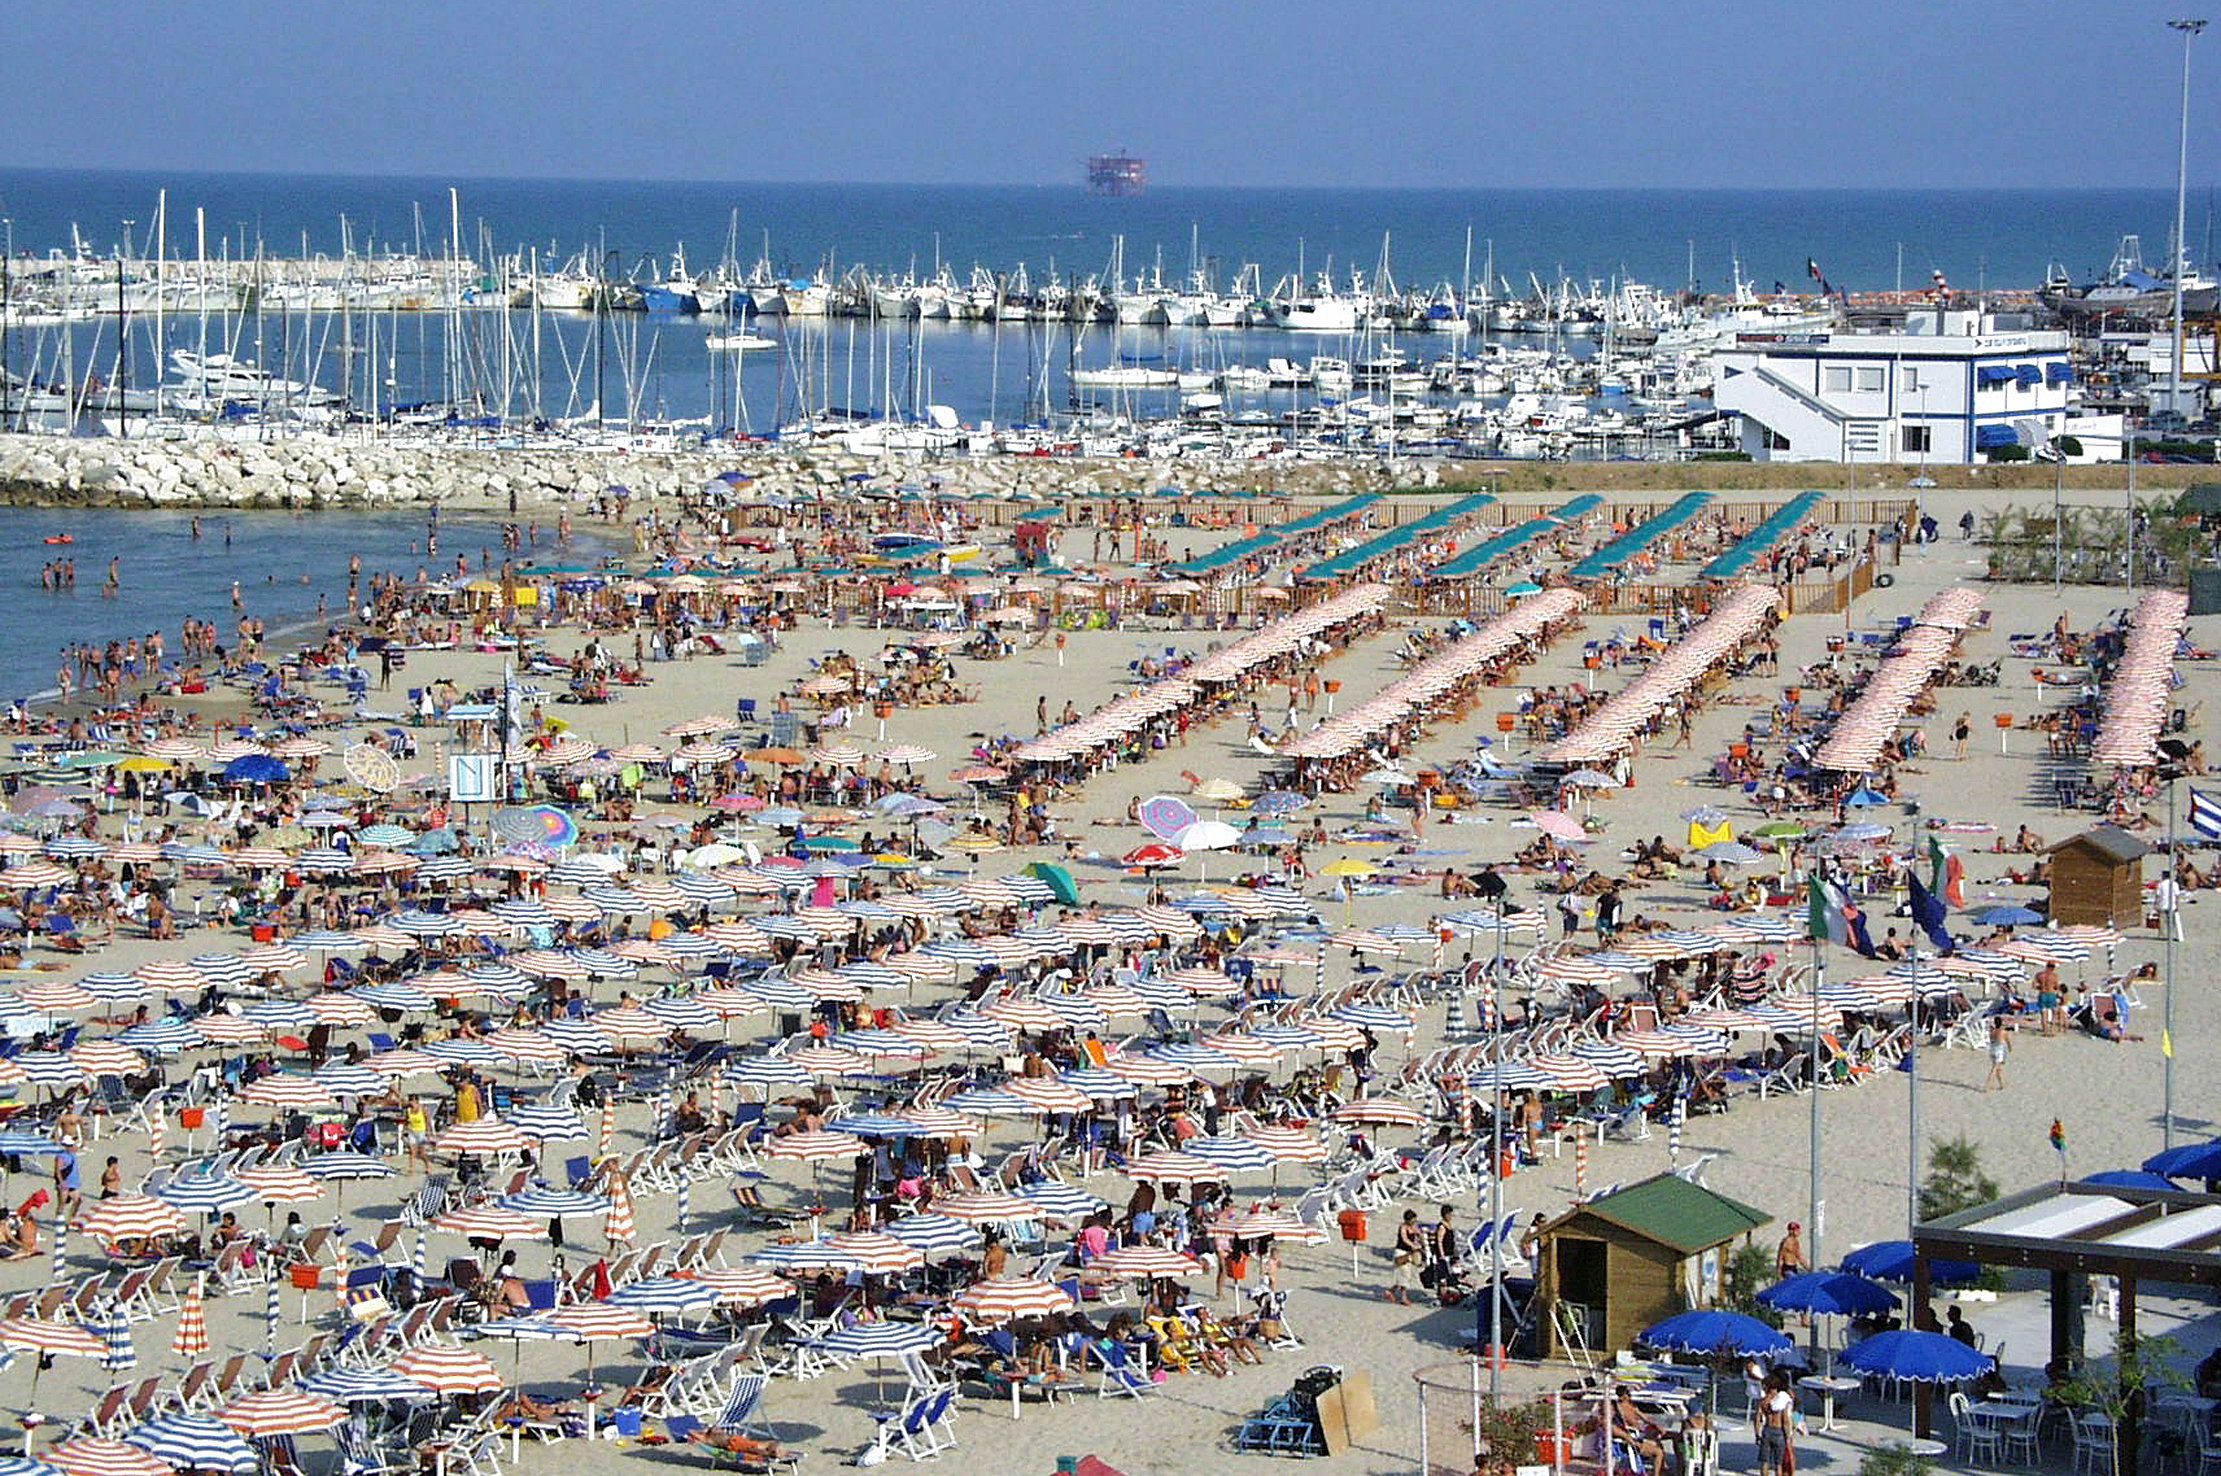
2170;19;2206;446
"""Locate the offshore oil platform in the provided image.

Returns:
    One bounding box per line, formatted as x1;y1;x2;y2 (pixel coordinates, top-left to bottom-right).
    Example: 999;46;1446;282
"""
1084;152;1147;195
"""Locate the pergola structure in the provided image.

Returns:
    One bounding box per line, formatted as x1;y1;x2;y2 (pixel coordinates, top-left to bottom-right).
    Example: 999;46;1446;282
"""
1916;1179;2221;1473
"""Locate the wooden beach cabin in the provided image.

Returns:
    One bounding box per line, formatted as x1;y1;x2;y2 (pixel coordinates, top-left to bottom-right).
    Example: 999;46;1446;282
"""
1535;1174;1771;1361
2043;825;2150;929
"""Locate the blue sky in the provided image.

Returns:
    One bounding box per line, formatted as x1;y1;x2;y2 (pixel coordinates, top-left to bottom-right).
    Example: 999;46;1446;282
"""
5;0;2217;189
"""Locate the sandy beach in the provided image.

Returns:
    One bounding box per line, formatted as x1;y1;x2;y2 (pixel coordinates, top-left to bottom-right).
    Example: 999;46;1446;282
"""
0;483;2208;1476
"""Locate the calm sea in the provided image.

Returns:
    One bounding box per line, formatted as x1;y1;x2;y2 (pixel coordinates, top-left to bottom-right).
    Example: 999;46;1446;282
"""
0;507;599;706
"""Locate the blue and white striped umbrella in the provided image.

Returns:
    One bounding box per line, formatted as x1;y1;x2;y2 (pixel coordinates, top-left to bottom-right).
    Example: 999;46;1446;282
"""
1330;1005;1416;1033
912;888;969;912
1042;996;1108;1029
171;845;230;868
1439;910;1524;936
1248;1024;1320;1049
1128;979;1192;1010
312;1064;390;1096
118;1020;202;1054
1662;1024;1731;1055
75;972;142;999
296;850;355;875
125;1415;258;1473
1571;1042;1648;1078
921;940;995;966
1149;1043;1238;1073
500;1188;609;1218
1470;1062;1554;1092
831;1030;927;1060
1016;1181;1109;1219
190;954;256;986
582;888;646;914
814;1322;941;1358
943;1089;1039;1117
421;1039;501;1065
492;901;559;928
463;964;536;999
657;933;722;959
301;1152;395;1181
0;1131;59;1156
288;929;365;950
643;997;718;1031
670;874;735;905
44;836;106;861
549;861;617;886
884;1214;980;1255
12;1052;82;1086
723;1059;813;1091
827;1114;924;1139
297;1369;437;1403
1728;915;1801;942
609;1275;725;1312
1652;930;1724;955
835;900;899;922
358;825;415;849
244;1000;317;1032
506;1104;586;1142
351;983;435;1012
86;1298;134;1370
541;1019;612;1052
752;917;818;943
938;1011;1014;1047
467;1315;563;1344
568;948;638;977
1185;1135;1276;1173
413;856;473;884
386;905;459;936
1002;877;1056;905
1057;1068;1137;1099
741;978;813;1009
154;1174;256;1213
836;962;905;989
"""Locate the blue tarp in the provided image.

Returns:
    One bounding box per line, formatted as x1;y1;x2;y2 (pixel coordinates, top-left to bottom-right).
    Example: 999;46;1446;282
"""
1297;492;1494;581
1699;489;1826;581
1429;495;1604;581
1565;493;1714;581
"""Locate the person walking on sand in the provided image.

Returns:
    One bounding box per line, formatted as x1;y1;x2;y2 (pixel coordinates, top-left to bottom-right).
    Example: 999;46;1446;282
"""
1386;1209;1424;1305
1952;711;1971;760
1775;1221;1809;1278
1982;1014;2010;1091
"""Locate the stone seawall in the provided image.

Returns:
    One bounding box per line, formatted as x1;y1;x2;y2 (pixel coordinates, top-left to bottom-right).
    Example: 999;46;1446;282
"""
0;435;1437;511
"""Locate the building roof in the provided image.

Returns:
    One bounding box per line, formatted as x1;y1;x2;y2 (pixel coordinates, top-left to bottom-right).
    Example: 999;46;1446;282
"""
1549;1173;1772;1255
1920;1181;2221;1285
2043;825;2151;864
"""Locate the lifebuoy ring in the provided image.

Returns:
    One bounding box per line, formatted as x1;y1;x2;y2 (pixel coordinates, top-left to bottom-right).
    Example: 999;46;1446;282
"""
1874;572;1896;588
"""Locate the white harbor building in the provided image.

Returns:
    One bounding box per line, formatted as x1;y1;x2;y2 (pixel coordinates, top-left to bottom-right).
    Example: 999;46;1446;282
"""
1713;310;2120;464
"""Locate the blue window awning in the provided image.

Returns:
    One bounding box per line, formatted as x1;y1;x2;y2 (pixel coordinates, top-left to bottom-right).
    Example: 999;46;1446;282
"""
1977;364;2018;386
2047;362;2075;385
1975;423;2020;450
2015;363;2043;387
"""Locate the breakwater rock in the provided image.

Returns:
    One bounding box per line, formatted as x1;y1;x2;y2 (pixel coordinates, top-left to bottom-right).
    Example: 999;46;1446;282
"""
0;435;1446;511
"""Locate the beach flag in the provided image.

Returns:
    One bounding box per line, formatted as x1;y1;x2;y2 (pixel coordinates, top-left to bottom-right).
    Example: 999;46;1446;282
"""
2190;786;2221;840
1907;871;1956;955
1928;836;1966;909
605;1178;636;1248
172;1274;209;1361
1806;874;1876;956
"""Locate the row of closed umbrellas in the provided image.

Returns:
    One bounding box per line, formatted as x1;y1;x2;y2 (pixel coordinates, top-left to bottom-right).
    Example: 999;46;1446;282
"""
2089;588;2190;768
1545;586;1784;765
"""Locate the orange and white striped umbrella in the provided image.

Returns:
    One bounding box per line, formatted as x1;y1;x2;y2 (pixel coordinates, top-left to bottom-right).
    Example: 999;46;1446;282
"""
930;1192;1038;1224
431;1205;543;1241
236;1166;321;1204
388;1343;503;1396
764;1130;866;1162
171;1276;209;1360
216;1387;343;1438
824;1233;925;1275
596;1099;616;1158
1088;1246;1205;1278
1331;1098;1428;1128
49;1438;172;1476
680;1267;793;1307
240;1075;337;1111
545;1303;654;1340
432;1117;529;1155
78;1194;186;1246
603;1179;637;1247
1122;1151;1225;1185
1242;1126;1328;1163
0;1316;105;1359
950;1277;1074;1326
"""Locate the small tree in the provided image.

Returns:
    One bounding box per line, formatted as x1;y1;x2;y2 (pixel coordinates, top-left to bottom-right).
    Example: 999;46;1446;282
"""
1860;1444;1935;1476
1919;1135;1998;1220
1720;1241;1783;1328
1465;1398;1555;1472
2053;1330;2190;1476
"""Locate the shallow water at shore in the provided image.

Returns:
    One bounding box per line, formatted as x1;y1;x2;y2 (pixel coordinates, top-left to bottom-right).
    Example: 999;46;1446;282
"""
0;505;603;703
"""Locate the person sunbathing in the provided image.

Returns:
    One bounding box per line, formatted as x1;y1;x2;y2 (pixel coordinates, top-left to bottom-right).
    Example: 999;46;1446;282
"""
686;1429;788;1469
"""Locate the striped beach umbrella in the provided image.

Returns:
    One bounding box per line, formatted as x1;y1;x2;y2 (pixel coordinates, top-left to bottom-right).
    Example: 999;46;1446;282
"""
608;1276;723;1314
1243;1126;1328;1163
951;1277;1074;1326
1015;1182;1106;1221
679;1267;793;1308
387;1344;503;1397
121;1418;255;1474
765;1130;866;1162
603;1178;637;1246
1091;1245;1207;1278
1225;1207;1328;1246
85;1299;133;1371
1331;1098;1428;1128
238;1075;335;1112
299;1152;394;1183
52;1439;180;1476
431;1206;544;1241
169;1277;208;1360
152;1175;255;1215
930;1192;1041;1225
823;1232;924;1275
596;1099;616;1158
1185;1136;1278;1174
297;1368;436;1404
215;1388;343;1438
1123;1150;1228;1185
812;1322;943;1358
506;1104;586;1143
882;1214;978;1257
78;1195;186;1246
432;1118;529;1156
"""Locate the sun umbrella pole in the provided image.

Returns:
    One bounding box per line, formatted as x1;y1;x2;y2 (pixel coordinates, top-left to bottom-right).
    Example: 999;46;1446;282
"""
1808;926;1824;1368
